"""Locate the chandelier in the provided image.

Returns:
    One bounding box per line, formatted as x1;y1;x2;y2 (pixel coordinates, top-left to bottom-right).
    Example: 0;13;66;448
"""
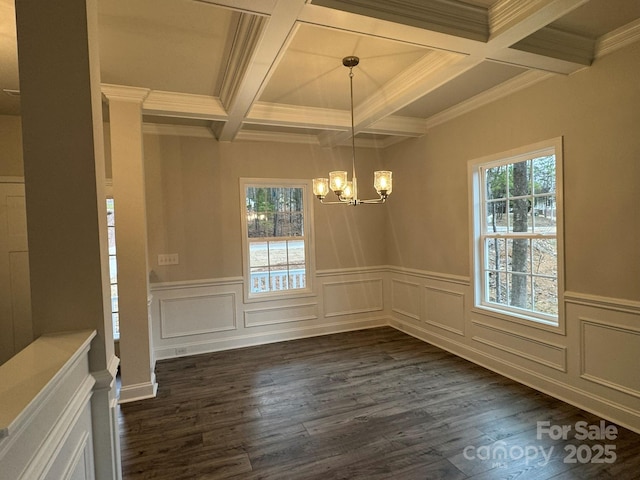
312;56;392;205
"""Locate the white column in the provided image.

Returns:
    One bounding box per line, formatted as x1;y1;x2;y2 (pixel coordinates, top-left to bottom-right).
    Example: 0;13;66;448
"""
103;86;158;402
14;0;121;478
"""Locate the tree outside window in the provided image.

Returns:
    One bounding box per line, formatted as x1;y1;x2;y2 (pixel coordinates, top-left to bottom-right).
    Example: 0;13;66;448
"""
472;139;563;327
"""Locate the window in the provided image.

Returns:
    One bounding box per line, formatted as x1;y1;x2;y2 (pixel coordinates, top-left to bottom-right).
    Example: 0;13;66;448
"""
106;198;120;339
470;138;563;327
240;179;314;300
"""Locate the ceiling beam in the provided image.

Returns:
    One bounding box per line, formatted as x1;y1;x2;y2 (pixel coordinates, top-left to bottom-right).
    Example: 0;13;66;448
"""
192;0;277;16
320;50;478;147
309;0;489;41
216;0;308;142
488;0;590;48
143;91;227;121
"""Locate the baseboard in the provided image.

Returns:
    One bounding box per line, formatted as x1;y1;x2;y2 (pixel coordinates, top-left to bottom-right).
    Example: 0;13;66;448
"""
118;379;158;404
154;317;388;360
389;318;640;435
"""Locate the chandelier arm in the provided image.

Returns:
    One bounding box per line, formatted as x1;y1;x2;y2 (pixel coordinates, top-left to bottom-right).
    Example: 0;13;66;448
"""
358;197;387;204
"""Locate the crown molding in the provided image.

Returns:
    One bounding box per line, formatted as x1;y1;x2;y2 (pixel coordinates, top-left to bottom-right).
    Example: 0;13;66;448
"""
425;69;553;130
235;127;404;148
490;0;547;37
489;0;589;47
142;123;215;139
247;102;350;130
217;0;307;142
193;0;276;16
219;13;268;109
236;129;320;145
595;18;640;59
367;115;427;137
101;84;150;103
311;0;489;41
511;26;594;66
143;90;227;120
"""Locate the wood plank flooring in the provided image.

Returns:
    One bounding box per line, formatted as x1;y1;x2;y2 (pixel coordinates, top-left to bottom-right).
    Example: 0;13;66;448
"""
118;327;640;479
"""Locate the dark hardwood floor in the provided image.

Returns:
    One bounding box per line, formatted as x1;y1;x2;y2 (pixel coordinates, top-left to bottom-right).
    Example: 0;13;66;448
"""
118;327;640;479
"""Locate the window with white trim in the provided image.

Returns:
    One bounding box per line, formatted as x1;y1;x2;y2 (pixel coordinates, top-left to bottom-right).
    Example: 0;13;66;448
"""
470;138;563;326
240;179;314;300
106;198;120;339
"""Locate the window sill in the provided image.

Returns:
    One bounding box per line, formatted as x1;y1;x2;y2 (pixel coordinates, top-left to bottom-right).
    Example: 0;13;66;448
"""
472;304;563;334
244;288;316;304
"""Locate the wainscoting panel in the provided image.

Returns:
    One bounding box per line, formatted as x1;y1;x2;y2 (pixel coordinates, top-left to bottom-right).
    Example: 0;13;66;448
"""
0;331;97;480
323;278;384;317
160;292;237;339
151;272;387;360
244;302;318;328
391;279;421;320
424;286;465;336
472;320;567;371
580;317;640;398
389;271;640;433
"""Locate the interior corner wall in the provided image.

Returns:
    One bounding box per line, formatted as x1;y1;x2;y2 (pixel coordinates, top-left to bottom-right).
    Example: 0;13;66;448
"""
384;41;640;301
383;41;640;433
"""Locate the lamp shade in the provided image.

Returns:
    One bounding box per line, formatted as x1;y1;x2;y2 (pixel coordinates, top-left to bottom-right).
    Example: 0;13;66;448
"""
313;178;329;197
374;171;392;195
329;171;348;193
342;181;354;200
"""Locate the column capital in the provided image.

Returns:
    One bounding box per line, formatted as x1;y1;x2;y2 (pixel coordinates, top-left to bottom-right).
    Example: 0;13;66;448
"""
101;83;150;104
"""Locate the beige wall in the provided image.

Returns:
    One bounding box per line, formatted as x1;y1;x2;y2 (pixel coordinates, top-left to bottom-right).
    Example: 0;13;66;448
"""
384;41;640;301
0;115;23;176
144;136;388;283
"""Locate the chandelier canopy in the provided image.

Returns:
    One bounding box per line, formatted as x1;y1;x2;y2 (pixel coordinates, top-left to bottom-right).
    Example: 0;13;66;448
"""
312;56;392;205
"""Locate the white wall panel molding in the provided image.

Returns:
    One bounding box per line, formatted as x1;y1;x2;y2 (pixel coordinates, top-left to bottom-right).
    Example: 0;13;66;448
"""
0;331;96;480
20;378;94;480
471;319;567;372
151;268;388;360
244;302;318;328
564;291;640;315
58;431;92;480
391;279;421;320
317;266;389;277
150;277;244;291
580;317;640;400
154;317;387;360
323;278;384;318
159;292;237;338
391;318;640;434
424;286;466;336
387;265;471;285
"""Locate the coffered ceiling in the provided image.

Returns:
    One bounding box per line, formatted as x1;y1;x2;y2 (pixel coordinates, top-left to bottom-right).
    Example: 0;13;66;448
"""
1;0;639;148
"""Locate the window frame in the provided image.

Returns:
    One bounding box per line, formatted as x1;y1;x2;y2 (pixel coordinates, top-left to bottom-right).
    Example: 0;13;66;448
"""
469;137;565;332
240;178;316;303
106;195;120;340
